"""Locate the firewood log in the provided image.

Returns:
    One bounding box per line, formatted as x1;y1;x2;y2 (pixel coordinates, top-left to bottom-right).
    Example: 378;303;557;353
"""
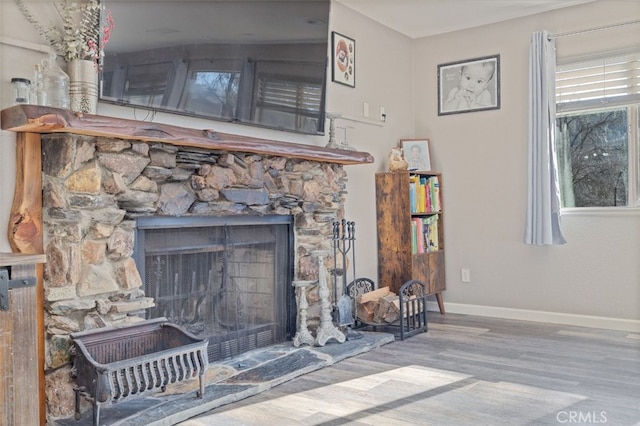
358;286;390;303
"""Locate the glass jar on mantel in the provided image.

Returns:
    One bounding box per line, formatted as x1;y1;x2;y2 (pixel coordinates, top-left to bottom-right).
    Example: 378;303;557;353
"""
67;59;99;114
41;51;70;109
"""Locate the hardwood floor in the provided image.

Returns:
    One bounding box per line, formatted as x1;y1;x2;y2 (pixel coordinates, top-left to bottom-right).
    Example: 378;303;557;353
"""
179;313;640;425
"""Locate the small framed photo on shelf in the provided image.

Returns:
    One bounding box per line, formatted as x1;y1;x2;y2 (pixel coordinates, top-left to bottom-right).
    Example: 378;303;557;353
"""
438;54;500;116
401;139;431;171
331;31;355;87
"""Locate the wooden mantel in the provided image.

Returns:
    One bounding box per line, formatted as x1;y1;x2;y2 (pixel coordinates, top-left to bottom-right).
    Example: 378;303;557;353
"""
1;105;374;165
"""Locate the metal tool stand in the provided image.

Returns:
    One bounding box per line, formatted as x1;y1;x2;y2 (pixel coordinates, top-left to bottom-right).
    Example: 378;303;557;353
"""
292;280;315;347
312;250;345;346
332;220;363;340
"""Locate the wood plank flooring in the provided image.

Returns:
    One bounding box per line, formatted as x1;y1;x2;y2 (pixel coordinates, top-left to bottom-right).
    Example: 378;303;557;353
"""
178;313;640;425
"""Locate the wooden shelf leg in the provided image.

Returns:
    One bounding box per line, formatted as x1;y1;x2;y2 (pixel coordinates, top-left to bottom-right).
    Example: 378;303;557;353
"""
435;292;445;314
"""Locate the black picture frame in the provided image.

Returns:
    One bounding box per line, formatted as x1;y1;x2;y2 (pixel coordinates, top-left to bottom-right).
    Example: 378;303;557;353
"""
438;54;500;115
331;31;355;88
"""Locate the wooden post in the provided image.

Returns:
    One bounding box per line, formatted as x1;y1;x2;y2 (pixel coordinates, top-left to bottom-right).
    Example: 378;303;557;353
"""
0;254;46;426
7;132;46;425
9;132;43;254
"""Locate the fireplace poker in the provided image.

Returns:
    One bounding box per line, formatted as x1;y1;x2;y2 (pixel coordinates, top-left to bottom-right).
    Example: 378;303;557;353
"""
331;221;340;324
347;221;362;339
334;219;354;328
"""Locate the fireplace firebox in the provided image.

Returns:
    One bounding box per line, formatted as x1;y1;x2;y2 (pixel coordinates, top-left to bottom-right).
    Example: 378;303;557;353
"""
134;215;295;362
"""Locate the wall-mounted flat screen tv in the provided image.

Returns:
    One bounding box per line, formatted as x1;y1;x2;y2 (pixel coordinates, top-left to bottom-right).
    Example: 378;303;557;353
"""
100;0;330;135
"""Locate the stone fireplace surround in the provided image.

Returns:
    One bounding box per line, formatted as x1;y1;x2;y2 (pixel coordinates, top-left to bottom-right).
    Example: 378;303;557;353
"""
1;105;373;421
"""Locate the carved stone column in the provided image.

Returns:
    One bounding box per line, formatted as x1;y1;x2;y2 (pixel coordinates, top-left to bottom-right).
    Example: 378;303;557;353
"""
292;280;315;347
312;250;345;346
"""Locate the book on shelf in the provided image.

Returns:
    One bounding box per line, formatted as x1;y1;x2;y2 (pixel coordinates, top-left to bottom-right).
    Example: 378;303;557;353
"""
424;215;439;252
411;220;418;254
409;174;442;213
417;178;427;213
410;215;439;254
430;175;441;212
412;218;424;253
409;180;417;213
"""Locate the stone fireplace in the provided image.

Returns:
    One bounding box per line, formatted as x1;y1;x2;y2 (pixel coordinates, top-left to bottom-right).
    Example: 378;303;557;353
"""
1;105;373;422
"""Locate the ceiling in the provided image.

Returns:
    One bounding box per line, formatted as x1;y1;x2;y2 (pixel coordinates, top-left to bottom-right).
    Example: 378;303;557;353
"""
335;0;595;39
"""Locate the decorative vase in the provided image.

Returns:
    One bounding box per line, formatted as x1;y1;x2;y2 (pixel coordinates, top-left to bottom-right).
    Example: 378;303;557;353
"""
67;59;98;114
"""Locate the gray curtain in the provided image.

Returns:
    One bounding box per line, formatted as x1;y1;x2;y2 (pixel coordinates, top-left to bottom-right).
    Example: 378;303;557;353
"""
525;30;566;245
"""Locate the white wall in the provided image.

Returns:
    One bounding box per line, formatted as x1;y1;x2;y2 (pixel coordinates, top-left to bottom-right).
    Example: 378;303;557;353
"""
1;1;52;253
2;0;638;329
328;3;415;282
413;0;640;326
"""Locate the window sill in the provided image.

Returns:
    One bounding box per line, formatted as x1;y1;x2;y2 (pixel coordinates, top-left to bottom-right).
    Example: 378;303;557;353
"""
561;207;640;217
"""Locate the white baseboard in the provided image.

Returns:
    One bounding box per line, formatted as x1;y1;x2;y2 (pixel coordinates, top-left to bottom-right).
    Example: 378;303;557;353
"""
427;301;640;333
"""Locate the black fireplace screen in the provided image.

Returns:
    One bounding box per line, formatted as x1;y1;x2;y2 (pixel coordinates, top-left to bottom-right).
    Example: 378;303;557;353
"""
134;216;294;362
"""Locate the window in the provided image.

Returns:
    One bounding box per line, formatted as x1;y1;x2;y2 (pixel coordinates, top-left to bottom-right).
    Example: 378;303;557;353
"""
116;61;174;107
180;59;243;120
183;71;240;119
255;75;324;134
555;52;640;208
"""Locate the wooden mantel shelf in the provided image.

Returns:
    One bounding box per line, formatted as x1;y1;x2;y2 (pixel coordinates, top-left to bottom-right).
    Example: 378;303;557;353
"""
1;105;374;165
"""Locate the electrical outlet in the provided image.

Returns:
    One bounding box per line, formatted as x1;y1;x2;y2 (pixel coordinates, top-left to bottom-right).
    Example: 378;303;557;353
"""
363;102;370;118
461;268;471;283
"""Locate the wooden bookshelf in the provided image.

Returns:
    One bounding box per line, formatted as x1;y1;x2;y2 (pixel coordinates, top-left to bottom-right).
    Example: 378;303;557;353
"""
375;171;445;314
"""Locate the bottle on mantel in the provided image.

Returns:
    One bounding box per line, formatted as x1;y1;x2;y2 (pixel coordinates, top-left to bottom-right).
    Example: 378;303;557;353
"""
31;63;45;105
41;50;69;109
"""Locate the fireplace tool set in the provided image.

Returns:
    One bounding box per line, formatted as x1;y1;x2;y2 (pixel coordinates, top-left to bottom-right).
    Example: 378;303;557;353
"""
331;219;362;340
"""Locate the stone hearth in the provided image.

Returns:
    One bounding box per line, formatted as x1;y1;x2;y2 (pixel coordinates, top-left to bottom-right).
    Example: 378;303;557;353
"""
55;333;393;426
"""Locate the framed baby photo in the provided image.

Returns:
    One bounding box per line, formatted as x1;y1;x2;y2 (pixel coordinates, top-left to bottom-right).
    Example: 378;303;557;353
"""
401;139;431;171
438;54;500;116
332;32;355;87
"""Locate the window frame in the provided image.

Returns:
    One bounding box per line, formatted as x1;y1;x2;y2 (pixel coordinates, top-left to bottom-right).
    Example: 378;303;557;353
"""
555;51;640;213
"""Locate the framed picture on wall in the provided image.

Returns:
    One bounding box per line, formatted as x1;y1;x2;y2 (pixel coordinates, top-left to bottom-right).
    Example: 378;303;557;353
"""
438;54;500;115
401;139;431;171
332;32;355;87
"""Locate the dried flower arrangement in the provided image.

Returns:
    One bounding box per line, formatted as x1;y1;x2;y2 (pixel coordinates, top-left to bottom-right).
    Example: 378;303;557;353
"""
15;0;113;67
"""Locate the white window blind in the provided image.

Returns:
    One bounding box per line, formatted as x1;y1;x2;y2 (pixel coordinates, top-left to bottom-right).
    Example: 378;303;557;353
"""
257;77;323;117
556;52;640;112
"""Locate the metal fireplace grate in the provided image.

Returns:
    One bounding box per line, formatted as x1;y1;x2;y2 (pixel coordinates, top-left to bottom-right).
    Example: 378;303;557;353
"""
134;215;294;363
